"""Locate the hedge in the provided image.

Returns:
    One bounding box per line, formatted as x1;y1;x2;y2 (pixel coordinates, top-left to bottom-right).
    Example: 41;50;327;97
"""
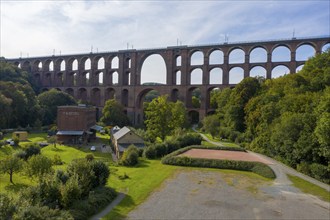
161;146;275;179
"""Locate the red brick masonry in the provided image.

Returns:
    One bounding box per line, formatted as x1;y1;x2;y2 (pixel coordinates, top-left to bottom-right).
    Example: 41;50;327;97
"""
180;149;273;165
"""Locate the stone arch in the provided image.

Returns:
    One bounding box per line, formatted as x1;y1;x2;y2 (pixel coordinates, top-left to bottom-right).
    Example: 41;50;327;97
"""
176;70;181;85
272;65;290;78
187;87;201;108
190;68;203;85
176;55;182;66
33;60;42;71
296;44;315;61
91;88;101;106
123;71;131;86
322;43;330;52
209;49;224;64
296;64;304;73
22;61;31;71
188;110;199;124
250;66;267;78
140;54;167;85
111;56;119;69
271;45;291;62
249;47;267;63
171;88;179;102
43;72;52;86
44;60;54;72
112;71;119;85
83;57;91;70
190;50;204;65
67;71;77;86
207;87;220;109
209;67;223;84
55;88;61;91
229;67;244;84
55;72;64;86
34;73;41;85
77;88;87;102
125;57;131;69
56;58;65;72
65;88;74;97
122;89;129;107
97;57;105;69
98;71;104;85
229;47;245;64
136;88;160;109
105;88;116;101
68;58;78;71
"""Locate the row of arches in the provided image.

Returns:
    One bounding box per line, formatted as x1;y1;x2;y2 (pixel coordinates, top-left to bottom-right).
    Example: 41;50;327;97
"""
187;43;329;65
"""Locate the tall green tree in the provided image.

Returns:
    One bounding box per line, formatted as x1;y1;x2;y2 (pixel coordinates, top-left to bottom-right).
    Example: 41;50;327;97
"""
202;114;220;138
26;155;53;182
144;95;187;141
100;99;130;127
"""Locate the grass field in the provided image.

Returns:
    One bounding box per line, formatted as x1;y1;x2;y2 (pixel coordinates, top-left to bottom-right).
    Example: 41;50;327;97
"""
202;132;241;148
288;174;330;202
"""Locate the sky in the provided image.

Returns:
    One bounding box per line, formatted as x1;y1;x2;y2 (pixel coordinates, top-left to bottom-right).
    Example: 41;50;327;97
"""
1;0;329;84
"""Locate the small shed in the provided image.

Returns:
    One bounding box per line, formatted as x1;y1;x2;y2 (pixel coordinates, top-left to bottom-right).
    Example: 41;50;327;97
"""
12;131;28;141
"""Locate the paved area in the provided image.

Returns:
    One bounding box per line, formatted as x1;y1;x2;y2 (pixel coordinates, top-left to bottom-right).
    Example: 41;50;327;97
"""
181;148;273;165
127;170;330;220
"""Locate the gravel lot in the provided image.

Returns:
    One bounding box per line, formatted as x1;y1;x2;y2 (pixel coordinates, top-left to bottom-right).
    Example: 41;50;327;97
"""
127;170;330;220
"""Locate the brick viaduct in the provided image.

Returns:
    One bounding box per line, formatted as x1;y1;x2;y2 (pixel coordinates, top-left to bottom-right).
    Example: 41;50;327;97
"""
6;36;330;125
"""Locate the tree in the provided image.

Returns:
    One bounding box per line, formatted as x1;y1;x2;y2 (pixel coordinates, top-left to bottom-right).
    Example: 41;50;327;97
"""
26;155;53;181
100;99;130;127
90;160;110;186
0;155;23;184
0;193;16;219
38;89;77;125
48;136;57;148
144;95;186;141
202;114;220;138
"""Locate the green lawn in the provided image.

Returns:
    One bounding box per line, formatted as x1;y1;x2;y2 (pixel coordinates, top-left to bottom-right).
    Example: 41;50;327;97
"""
103;159;179;219
202;133;241;148
288;174;330;202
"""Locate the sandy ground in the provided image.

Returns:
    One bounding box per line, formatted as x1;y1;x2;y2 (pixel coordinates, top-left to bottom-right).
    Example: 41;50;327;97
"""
180;148;273;165
127;170;330;220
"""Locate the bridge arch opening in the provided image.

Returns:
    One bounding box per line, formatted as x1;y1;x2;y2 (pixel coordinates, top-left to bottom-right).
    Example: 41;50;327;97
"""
126;58;131;69
229;67;244;84
190;68;203;85
209;67;223;85
272;46;290;62
98;71;104;85
122;89;129;107
207;87;220;109
98;57;105;69
44;60;54;71
33;60;42;71
188;87;201;108
22;61;31;71
65;88;74;97
250;66;266;78
111;56;119;69
72;59;78;71
56;72;64;86
209;50;224;64
188;110;199;124
34;73;41;85
176;71;181;85
176;56;182;66
272;65;290;78
140;54;167;85
105;88;116;101
249;47;267;63
84;58;91;70
59;59;65;71
78;88;87;103
44;73;52;86
322;43;330;52
229;48;244;64
190;51;204;65
123;71;131;86
91;88;101;106
137;88;161;109
67;72;77;86
296;64;304;73
112;71;119;85
296;44;315;61
171;89;179;102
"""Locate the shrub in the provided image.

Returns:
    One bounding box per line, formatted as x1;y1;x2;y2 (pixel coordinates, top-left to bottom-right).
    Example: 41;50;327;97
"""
13;137;19;146
177;133;202;147
24;144;41;160
14;205;73;220
55;170;69;184
90;160;110;187
14;150;27;160
309;163;330;184
0;193;16;220
53;154;63;165
85;154;94;162
60;174;82;208
120;145;139;166
143;146;156;159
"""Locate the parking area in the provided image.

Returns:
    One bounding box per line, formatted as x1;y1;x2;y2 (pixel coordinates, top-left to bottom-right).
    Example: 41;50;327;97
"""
127;170;329;219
